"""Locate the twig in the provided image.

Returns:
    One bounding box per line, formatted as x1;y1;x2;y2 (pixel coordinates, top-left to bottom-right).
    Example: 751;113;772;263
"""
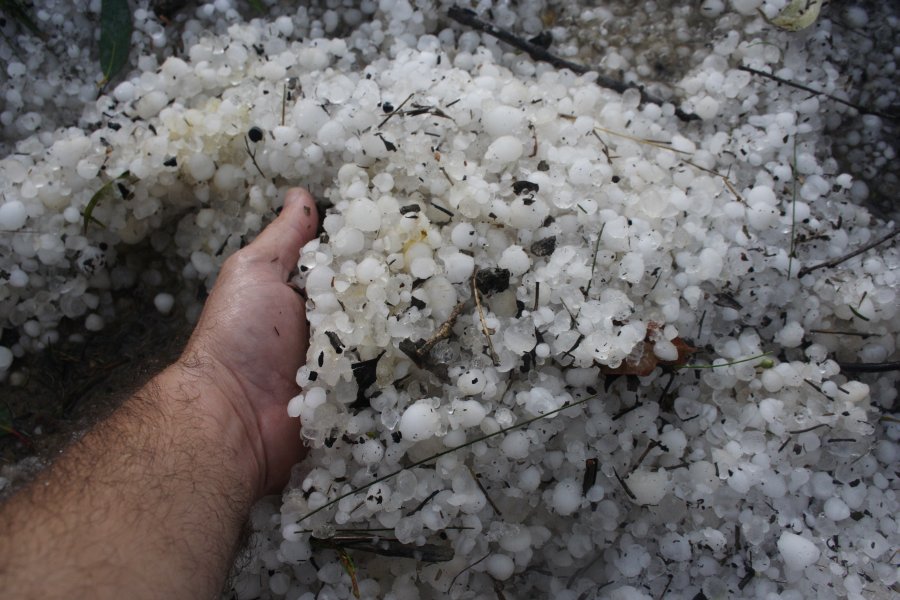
467;465;502;516
797;227;900;277
472;275;499;365
377;93;414;129
244;136;265;177
415;299;468;359
809;329;874;338
447;7;698;122
447;553;490;593
739;65;899;122
837;361;900;373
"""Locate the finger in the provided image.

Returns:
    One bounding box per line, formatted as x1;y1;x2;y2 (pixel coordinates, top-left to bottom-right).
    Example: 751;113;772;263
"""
249;188;318;279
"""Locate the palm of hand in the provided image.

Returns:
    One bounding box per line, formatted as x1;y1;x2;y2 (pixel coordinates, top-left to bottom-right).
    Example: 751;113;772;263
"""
182;189;318;493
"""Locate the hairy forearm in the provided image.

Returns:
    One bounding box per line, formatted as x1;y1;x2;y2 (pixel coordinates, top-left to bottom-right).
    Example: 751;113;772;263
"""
0;363;259;599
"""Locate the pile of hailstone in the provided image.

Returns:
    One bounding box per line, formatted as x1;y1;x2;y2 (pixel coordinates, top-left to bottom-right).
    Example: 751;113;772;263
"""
0;1;898;599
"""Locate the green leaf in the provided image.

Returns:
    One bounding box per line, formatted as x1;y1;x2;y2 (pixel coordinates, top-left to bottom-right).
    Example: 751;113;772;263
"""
99;0;133;85
247;0;266;13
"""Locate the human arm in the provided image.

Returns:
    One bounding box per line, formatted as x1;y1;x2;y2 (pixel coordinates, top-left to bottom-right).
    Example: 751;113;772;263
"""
0;188;318;599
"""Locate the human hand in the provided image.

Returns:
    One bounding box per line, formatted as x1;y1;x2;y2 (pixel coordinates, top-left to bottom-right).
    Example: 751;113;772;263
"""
179;187;318;497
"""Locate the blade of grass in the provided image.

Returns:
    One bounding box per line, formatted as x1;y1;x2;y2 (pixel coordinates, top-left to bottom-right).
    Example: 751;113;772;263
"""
83;170;130;235
788;137;798;278
676;351;773;370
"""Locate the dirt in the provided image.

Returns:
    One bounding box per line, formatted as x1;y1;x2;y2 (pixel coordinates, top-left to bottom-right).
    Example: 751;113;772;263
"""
0;286;192;499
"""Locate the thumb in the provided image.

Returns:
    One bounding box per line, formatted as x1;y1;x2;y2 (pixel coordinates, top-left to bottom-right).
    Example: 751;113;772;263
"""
249;188;318;279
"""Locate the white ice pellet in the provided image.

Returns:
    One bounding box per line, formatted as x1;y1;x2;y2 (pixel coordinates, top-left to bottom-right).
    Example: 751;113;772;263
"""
187;153;216;181
485;554;515;580
344;199;381;232
84;313;104;332
824;496;851;521
398;400;441;442
777;532;821;571
450;223;477;249
482;105;525;138
497;245;530;276
0;200;28;230
457;369;486;395
153;293;174;315
500;431;530;459
0;346;12;370
625;469;671;505
551;478;581;516
484;136;523;165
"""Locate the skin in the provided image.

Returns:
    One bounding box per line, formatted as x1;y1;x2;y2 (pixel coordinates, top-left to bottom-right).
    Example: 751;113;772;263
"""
0;187;318;600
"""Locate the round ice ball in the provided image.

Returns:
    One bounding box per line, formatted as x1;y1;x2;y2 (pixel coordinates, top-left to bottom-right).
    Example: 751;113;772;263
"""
154;293;175;315
187;153;216;181
457;368;486;395
497;245;530;276
485;553;515;580
777;532;820;571
624;469;671;505
0;200;28;230
398;400;441;441
483;105;525;138
485;136;523;165
344;199;381;232
352;439;385;465
551;478;582;516
0;346;13;370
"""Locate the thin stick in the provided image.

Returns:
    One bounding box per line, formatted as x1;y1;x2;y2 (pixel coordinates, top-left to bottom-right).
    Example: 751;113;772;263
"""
788;137;799;278
467;465;502;516
447;553;490;592
837;361;900;373
583;223;605;298
472;276;499;365
418;299;468;357
447;7;698;122
377;93;414;129
797;227;900;277
809;329;874;338
296;394;598;523
739;66;898;122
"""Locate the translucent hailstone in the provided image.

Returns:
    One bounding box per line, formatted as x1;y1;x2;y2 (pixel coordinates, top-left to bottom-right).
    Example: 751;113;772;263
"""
551;478;581;515
497;245;530;276
352;439;384;465
449;399;486;428
153;293;174;315
442;252;474;283
84;314;104;331
824;496;851;521
485;553;515;580
777;532;821;571
450;223;477;249
0;346;13;370
482;105;525;138
0;200;28;230
500;431;530;459
344;199;381;232
398;399;441;441
187;153;216;181
484;136;523;165
624;469;671;505
457;368;486;395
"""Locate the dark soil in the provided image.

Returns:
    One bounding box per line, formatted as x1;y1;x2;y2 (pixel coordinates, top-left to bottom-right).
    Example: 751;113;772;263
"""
0;288;192;498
